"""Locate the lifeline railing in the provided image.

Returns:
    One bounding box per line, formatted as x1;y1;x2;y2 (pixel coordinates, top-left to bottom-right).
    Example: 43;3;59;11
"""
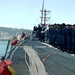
1;34;47;75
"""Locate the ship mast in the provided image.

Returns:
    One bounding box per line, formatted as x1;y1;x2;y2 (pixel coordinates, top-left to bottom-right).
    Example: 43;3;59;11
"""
40;0;51;27
41;0;45;25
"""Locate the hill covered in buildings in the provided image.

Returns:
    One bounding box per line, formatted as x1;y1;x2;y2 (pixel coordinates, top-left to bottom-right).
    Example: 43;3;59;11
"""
0;27;32;40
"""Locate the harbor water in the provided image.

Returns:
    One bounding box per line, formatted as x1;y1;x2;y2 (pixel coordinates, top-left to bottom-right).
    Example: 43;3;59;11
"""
0;40;11;58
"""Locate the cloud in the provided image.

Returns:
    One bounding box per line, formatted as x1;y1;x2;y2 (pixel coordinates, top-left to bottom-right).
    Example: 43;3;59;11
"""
0;24;15;28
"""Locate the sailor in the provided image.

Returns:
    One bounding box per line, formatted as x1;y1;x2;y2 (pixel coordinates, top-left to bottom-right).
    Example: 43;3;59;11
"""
51;25;54;45
41;24;46;42
72;25;75;54
51;24;57;46
32;26;37;38
66;25;72;53
48;25;53;44
46;24;52;41
61;23;67;51
46;29;49;41
37;24;42;41
54;24;59;47
56;24;62;49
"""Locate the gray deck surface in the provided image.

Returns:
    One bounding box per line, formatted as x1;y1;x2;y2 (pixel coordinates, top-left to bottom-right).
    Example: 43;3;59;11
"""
11;42;30;75
11;40;75;75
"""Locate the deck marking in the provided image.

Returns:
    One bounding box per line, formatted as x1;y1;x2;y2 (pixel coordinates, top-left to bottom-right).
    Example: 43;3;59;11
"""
34;46;47;48
42;51;60;64
42;51;60;75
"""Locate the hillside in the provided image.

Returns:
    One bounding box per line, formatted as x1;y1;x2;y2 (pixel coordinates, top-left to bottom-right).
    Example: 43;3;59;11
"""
0;27;32;40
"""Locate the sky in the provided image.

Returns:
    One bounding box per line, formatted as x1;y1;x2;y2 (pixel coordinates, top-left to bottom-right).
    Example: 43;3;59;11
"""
0;0;75;30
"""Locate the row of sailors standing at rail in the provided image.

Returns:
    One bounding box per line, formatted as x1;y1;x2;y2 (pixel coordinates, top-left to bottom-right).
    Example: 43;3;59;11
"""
47;23;75;54
33;24;46;42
